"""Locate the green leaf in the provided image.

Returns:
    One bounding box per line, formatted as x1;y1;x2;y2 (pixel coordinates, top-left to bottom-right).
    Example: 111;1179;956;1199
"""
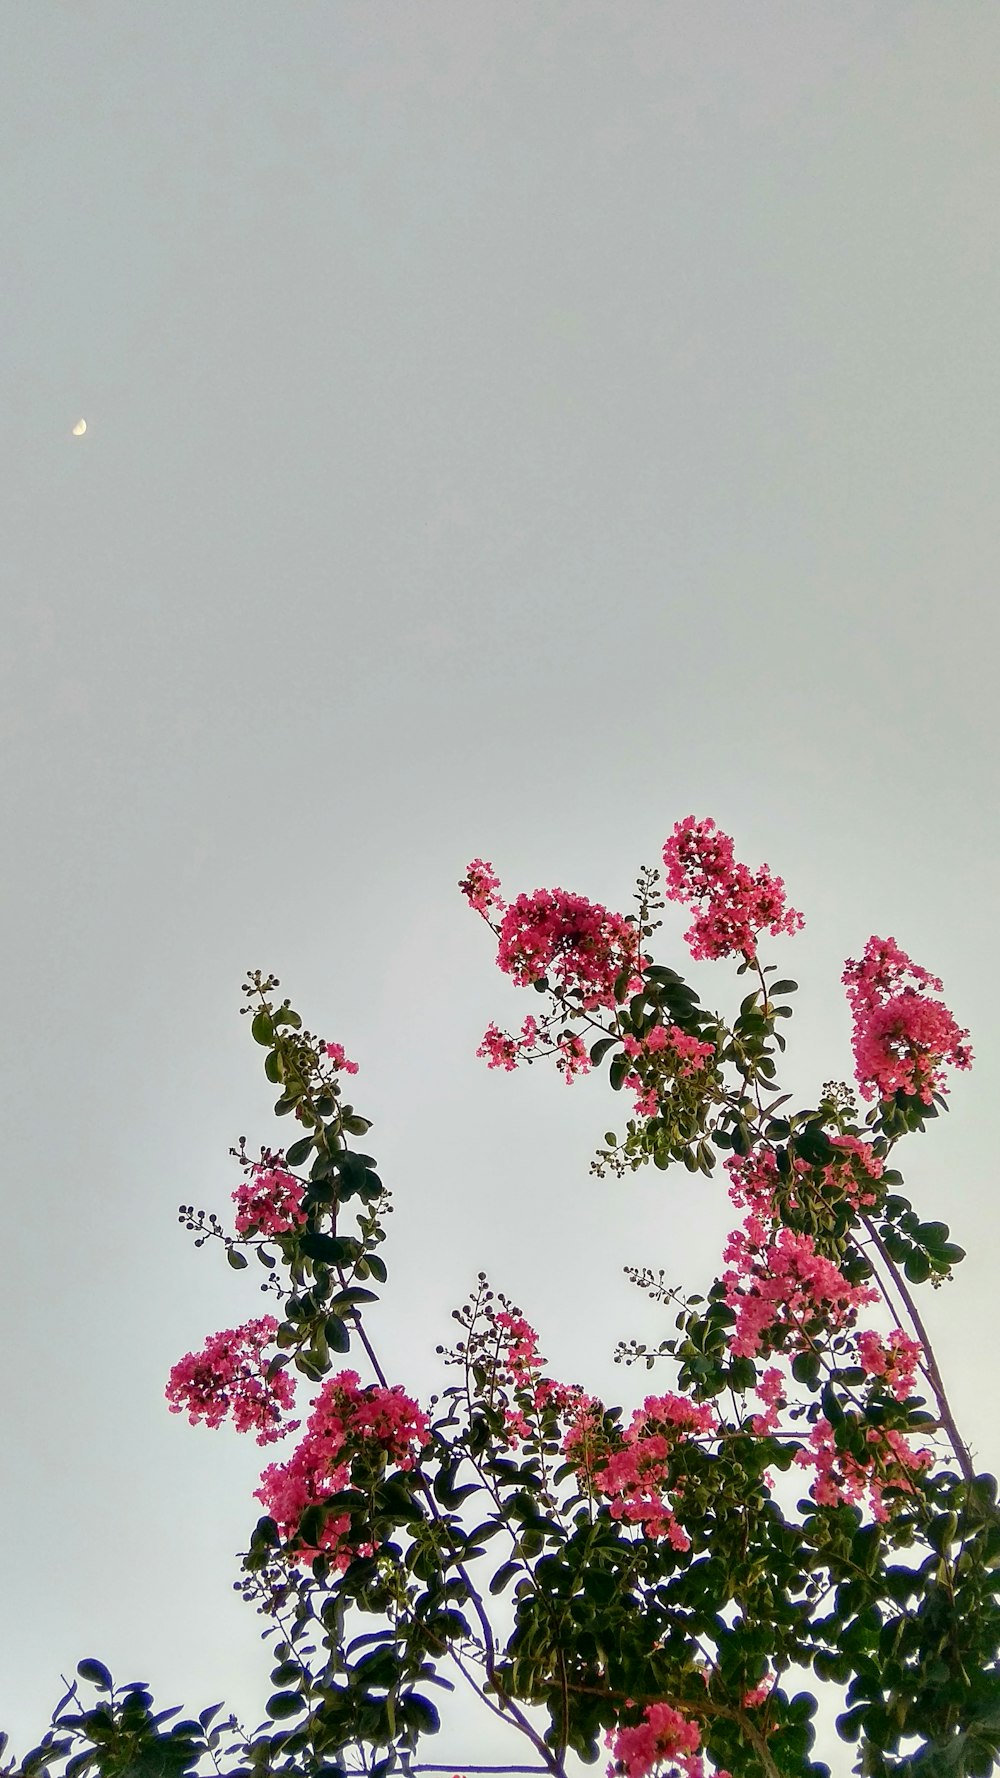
226;1248;249;1270
325;1315;351;1353
266;1691;305;1719
301;1231;360;1265
76;1659;113;1690
490;1561;520;1595
770;980;798;996
904;1248;933;1284
251;1011;274;1045
401;1692;440;1735
792;1349;822;1388
366;1253;388;1283
285;1135;314;1168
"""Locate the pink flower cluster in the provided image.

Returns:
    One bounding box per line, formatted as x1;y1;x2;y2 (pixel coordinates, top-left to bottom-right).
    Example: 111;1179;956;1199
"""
723;1226;878;1359
796;1416;932;1522
856;1328;923;1402
606;1702;705;1778
233;1163;307;1237
842;935;972;1104
496;887;643;1009
557;1032;592;1084
592;1394;716;1551
560;1391;608;1485
324;1040;359;1075
492;1310;587;1443
459;858;506;917
166;1317;298;1446
662;817;803;963
622;1024;716;1117
476;1015;539;1072
255;1370;430;1566
749;1366;787;1436
823;1136;883;1209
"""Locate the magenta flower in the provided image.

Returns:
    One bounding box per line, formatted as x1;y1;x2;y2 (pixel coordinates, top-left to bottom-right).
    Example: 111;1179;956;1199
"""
843;935;972;1103
232;1164;307;1237
662;816;803;963
166;1317;298;1446
255;1370;429;1567
606;1701;703;1778
496;886;643;1008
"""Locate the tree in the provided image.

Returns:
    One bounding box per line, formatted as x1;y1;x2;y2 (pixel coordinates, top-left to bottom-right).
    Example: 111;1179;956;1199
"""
7;817;998;1778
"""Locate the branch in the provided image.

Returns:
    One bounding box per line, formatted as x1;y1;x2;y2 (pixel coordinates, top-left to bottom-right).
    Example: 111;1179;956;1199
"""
861;1214;975;1483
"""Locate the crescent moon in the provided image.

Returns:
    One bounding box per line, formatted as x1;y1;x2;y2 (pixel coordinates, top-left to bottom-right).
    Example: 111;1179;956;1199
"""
72;419;87;436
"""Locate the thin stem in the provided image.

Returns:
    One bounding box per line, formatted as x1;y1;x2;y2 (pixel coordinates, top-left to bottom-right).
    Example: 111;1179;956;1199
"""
861;1214;975;1483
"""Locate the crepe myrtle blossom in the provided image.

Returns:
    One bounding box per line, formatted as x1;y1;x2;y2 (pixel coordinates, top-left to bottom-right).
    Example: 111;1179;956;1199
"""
622;1024;716;1117
606;1700;709;1778
255;1371;430;1567
856;1328;923;1402
492;1310;589;1444
495;886;644;1009
556;1031;592;1084
823;1135;884;1209
796;1416;932;1522
166;1317;298;1446
723;1226;878;1359
458;857;506;917
232;1163;307;1237
324;1040;359;1075
842;935;972;1104
476;1015;539;1072
749;1366;787;1436
593;1393;717;1550
662;816;803;963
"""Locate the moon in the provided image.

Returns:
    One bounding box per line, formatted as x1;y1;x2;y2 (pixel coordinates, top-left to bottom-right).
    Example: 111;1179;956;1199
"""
71;419;87;436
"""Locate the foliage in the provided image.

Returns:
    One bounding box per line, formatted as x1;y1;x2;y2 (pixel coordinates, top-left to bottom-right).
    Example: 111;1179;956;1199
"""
7;821;998;1778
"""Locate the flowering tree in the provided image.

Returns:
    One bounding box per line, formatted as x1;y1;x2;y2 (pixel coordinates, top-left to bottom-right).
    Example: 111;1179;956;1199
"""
7;818;999;1778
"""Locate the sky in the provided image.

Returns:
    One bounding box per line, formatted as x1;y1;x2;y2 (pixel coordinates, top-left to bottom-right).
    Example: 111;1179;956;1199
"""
2;3;999;1769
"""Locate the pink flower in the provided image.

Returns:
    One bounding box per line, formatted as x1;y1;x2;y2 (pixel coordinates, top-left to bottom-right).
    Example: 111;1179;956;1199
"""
621;1024;715;1118
856;1328;923;1401
166;1318;298;1446
324;1041;359;1075
476;1022;520;1071
459;858;506;916
556;1032;592;1084
607;1701;702;1778
823;1137;883;1209
742;1676;775;1709
662;817;803;963
233;1164;307;1237
795;1415;931;1521
723;1227;878;1359
496;886;643;1009
593;1394;715;1549
750;1366;787;1436
255;1371;429;1566
561;1391;608;1484
843;936;972;1104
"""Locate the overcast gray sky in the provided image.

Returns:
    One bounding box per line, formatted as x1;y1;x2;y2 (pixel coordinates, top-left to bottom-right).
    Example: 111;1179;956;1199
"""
3;4;999;1768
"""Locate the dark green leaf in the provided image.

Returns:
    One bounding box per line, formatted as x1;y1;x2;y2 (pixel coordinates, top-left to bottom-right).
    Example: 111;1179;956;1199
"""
76;1659;113;1691
226;1248;249;1270
266;1691;305;1720
325;1315;352;1353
